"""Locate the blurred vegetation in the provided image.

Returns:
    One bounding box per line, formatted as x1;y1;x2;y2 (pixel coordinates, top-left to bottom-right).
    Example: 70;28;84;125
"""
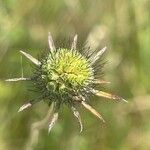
0;0;150;150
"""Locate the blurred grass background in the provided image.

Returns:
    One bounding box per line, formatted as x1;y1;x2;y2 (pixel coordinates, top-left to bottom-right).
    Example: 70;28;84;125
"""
0;0;150;150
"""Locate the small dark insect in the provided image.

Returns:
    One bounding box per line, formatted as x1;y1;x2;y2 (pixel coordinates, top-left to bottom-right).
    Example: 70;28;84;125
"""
6;33;127;133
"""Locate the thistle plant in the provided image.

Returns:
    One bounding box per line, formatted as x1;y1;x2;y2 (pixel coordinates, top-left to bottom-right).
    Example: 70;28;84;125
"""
6;33;127;133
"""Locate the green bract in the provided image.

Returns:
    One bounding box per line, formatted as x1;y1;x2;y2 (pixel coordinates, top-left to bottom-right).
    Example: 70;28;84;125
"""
6;33;127;133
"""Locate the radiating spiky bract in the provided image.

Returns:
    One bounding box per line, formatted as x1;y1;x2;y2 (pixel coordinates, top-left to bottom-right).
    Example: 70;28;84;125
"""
6;33;127;133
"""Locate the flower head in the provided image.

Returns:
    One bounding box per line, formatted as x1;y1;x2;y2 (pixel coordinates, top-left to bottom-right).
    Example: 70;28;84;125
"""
6;33;127;133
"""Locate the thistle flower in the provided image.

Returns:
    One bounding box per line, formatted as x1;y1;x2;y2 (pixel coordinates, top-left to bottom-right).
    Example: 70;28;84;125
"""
6;33;127;133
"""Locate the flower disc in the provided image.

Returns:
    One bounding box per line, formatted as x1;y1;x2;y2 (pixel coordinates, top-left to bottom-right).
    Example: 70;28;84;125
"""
35;48;93;98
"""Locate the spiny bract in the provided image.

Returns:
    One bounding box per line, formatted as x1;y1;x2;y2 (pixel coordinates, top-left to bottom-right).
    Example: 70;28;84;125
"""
6;33;127;133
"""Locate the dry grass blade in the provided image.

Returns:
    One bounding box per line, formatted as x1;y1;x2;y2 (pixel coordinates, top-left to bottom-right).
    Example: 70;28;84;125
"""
71;34;78;50
5;77;31;82
81;101;105;122
93;79;111;84
71;106;83;133
25;103;54;150
48;112;58;133
20;50;41;66
91;89;128;103
90;47;107;65
18;102;32;112
48;32;56;51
